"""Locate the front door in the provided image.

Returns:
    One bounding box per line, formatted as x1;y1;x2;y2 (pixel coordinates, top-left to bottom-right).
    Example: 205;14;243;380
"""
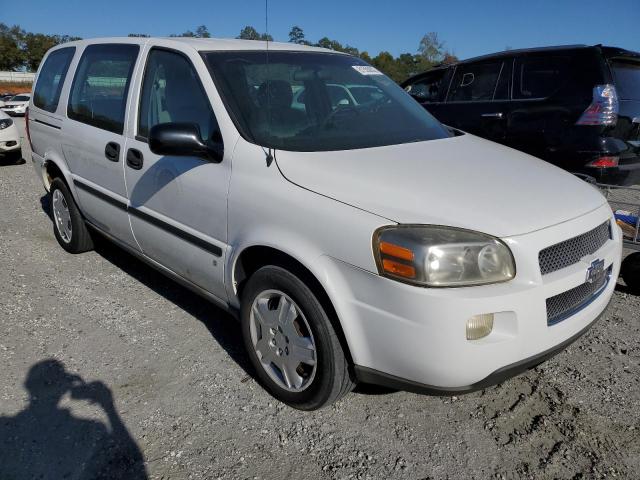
62;43;140;248
123;47;230;301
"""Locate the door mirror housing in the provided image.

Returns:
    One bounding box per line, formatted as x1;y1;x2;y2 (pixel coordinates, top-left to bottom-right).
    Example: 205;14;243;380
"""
149;122;223;163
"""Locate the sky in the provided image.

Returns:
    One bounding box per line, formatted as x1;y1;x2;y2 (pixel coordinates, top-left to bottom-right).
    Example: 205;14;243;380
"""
3;0;639;60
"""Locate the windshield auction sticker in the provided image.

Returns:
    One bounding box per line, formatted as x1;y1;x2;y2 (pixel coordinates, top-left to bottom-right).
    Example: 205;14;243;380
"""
352;65;383;75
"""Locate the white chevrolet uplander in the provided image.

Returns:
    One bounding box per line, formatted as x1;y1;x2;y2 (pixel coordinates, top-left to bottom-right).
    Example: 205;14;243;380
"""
28;38;622;409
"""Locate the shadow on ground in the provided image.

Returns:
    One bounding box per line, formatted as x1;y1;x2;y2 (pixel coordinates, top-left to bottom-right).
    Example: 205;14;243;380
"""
0;154;25;166
0;359;148;479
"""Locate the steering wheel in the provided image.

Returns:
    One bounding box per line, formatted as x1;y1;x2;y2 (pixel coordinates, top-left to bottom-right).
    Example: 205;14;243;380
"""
320;103;359;130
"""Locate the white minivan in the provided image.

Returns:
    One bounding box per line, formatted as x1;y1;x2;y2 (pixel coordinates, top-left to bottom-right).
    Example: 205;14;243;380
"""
29;38;622;410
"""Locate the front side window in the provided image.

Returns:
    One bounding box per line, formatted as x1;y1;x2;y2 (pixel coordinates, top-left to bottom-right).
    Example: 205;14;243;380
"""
514;56;571;99
405;69;449;102
68;44;139;134
33;47;75;113
138;49;219;141
447;62;502;102
204;51;451;152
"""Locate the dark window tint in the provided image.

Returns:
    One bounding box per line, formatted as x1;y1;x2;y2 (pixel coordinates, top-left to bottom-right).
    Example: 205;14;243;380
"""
204;51;451;152
493;60;511;100
405;69;448;102
10;95;30;101
447;62;502;102
611;60;640;100
138;49;219;141
68;44;139;134
327;85;352;106
33;47;75;112
514;56;570;99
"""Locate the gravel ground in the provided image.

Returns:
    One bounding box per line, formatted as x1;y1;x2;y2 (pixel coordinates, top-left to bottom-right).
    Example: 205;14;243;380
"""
1;117;639;479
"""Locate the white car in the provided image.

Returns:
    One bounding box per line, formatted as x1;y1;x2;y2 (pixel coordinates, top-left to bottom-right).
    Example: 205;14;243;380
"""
1;93;31;116
28;38;622;410
0;110;21;161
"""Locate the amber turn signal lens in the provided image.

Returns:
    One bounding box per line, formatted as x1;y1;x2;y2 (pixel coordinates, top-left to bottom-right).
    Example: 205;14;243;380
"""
379;241;414;261
382;259;416;278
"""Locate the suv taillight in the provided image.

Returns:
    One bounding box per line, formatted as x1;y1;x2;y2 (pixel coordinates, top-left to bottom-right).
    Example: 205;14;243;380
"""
576;84;618;126
587;156;619;168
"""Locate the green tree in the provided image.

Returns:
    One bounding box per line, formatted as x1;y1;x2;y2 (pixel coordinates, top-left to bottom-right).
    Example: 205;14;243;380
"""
171;25;211;38
418;31;444;64
0;24;25;71
237;26;272;41
359;51;373;63
22;33;81;71
372;51;401;81
195;25;211;38
288;26;306;44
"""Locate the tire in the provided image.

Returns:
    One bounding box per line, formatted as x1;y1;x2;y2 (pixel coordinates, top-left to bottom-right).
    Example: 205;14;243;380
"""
240;265;354;410
621;252;640;293
50;177;94;254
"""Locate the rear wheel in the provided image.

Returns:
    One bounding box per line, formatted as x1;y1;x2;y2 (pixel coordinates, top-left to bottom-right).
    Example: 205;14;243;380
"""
621;252;640;293
50;178;93;253
240;265;354;410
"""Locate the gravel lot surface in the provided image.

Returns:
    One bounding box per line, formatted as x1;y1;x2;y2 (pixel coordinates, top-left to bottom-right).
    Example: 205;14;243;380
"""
1;118;639;479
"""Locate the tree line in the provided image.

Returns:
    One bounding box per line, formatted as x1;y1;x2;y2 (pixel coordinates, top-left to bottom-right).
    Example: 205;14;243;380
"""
0;23;457;83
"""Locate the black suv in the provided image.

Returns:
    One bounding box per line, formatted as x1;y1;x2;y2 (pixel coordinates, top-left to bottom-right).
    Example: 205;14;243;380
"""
402;45;640;185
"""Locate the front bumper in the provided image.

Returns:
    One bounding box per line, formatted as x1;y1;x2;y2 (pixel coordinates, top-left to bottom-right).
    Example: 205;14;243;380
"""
0;124;20;153
321;203;622;391
1;105;27;116
354;297;609;395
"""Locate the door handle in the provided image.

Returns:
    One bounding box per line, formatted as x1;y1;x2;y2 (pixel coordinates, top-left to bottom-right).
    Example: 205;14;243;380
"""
104;142;120;162
481;112;504;119
126;148;144;170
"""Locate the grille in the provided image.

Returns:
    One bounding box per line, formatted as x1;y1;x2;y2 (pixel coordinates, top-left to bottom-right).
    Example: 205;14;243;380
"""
539;221;610;275
546;267;610;325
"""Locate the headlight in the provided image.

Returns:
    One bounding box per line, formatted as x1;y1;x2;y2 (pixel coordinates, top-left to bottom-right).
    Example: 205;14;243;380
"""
0;118;13;129
373;225;516;287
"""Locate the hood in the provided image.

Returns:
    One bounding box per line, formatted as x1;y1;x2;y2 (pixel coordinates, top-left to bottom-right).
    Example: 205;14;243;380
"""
275;134;607;237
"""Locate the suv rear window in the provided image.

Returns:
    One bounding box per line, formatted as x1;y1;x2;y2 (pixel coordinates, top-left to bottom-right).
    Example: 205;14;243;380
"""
514;56;570;99
68;44;139;134
610;60;640;100
33;47;75;113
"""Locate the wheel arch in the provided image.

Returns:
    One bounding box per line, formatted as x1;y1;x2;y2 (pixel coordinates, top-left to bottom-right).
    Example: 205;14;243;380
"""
43;155;72;192
231;244;355;367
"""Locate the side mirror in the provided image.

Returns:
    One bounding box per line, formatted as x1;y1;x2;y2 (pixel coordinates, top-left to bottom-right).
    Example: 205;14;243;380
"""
149;122;223;163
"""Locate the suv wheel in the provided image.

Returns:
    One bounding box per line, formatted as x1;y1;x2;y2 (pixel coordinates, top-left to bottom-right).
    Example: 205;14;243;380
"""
240;265;354;410
50;178;93;253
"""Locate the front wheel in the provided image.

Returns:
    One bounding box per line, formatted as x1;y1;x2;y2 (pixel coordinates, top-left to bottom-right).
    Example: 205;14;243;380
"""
240;266;354;410
621;252;640;293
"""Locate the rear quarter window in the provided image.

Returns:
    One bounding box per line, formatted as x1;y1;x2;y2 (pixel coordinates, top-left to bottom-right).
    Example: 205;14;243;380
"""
33;47;75;113
514;56;571;99
610;60;640;100
68;44;139;134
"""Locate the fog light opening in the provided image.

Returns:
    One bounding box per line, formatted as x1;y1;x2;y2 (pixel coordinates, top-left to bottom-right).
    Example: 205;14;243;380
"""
466;313;494;340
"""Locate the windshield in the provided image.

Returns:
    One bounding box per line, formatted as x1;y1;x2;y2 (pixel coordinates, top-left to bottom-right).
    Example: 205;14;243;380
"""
611;60;640;100
204;51;451;152
11;95;29;101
